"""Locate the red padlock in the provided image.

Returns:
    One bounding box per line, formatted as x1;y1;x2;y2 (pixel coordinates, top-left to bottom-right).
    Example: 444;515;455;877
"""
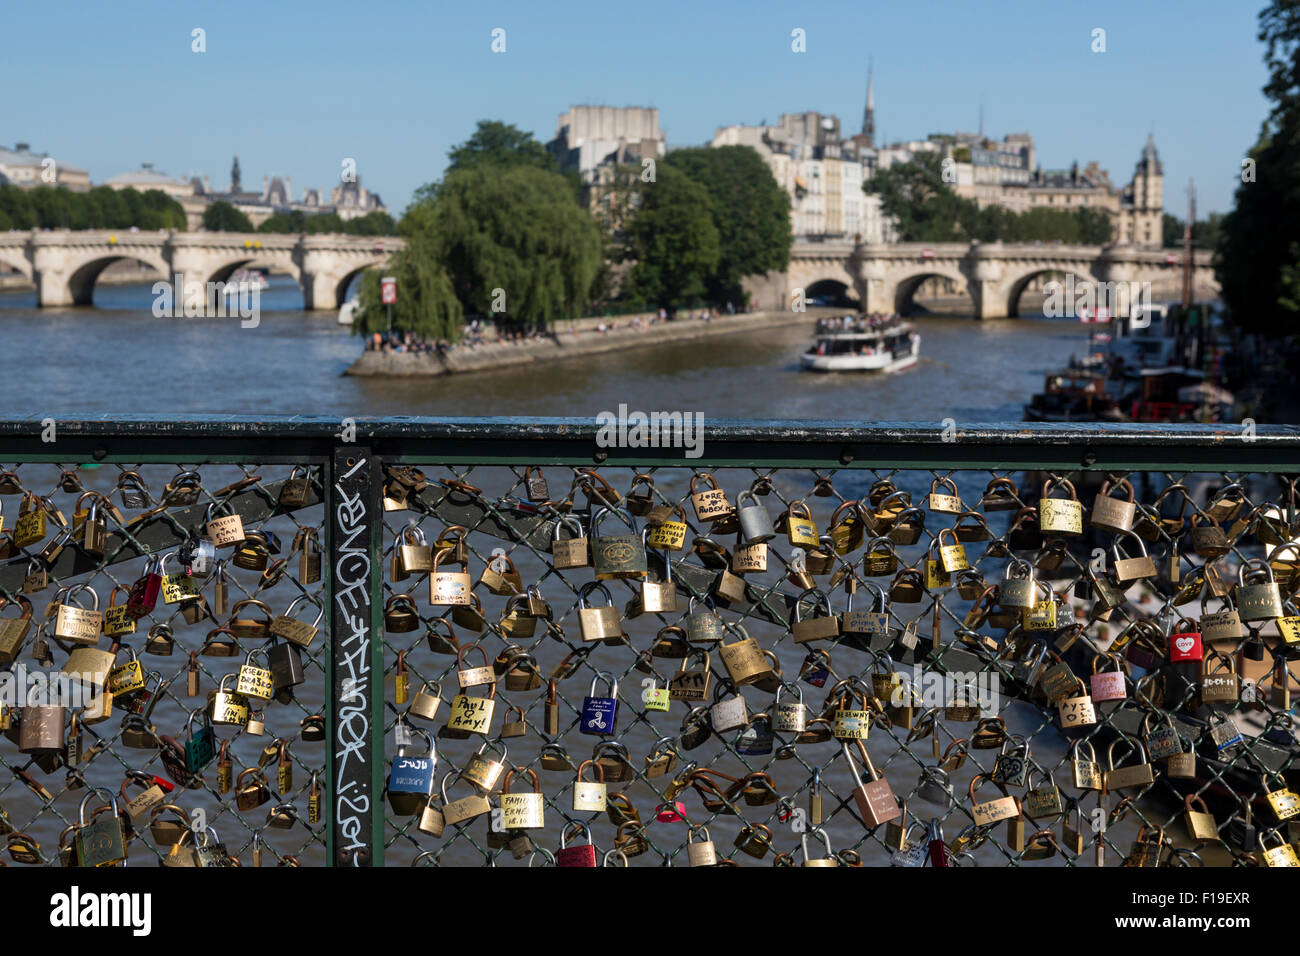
655;800;686;823
556;823;597;867
126;555;163;619
1168;630;1203;663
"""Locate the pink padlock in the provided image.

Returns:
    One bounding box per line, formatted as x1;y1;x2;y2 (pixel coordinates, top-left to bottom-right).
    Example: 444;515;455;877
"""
1089;653;1127;702
655;800;686;823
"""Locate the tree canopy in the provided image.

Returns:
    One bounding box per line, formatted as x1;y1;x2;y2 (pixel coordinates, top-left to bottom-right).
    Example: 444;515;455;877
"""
0;185;186;230
257;209;396;234
626;164;720;313
663;146;792;307
202;200;254;232
865;152;1115;244
446;120;559;175
1216;1;1300;330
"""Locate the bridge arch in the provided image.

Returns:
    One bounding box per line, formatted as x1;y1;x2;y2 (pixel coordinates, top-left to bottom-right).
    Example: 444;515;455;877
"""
1003;266;1085;319
890;267;968;316
63;252;169;306
803;278;857;308
334;262;383;306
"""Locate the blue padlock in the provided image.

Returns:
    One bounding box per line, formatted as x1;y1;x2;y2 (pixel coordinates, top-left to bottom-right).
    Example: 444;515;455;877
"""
581;673;619;736
387;725;437;816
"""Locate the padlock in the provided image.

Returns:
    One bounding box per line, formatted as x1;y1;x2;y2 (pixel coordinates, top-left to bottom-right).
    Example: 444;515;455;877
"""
791;587;840;644
1024;769;1064;819
54;583;103;645
842;579;891;639
718;622;773;686
734;821;775;859
1110;532;1156;582
846;739;901;827
17;703;65;753
773;681;808;733
384;593;420;633
446;661;497;737
390;525;432;582
207;674;250;727
969;773;1020;826
735;488;774;545
936;528;969;573
11;491;50;549
578;581;622;642
387;725;436;815
991;735;1030;788
1038;478;1083;535
1237;558;1283;621
236;648;275;702
800;828;837;867
686;825;717;866
429;546;472;606
927;475;964;514
686;595;724;643
1200;649;1240;705
1090;477;1136;533
1057;677;1096;730
1168;619;1204;662
669;648;713;702
1105;736;1155;791
635;532;678;614
268;595;322;651
226;599;271;642
550;514;589;569
999;558;1036;609
499;594;539;641
646;504;688;551
777;498;818;550
1263;773;1300;822
0;594;33;663
580;673;619;736
557;823;598;867
710;680;749;732
523;465;550;502
479;547;523;596
75;789;127;867
591;506;647;580
462;739;509;792
235;768;272;811
498;767;545;829
572;760;607;812
409;680;443;721
689;473;732;522
1089;653;1127;702
1258;829;1300;867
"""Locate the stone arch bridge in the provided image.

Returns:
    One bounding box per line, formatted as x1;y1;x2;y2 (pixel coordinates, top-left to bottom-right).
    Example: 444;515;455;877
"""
0;230;405;310
781;240;1218;319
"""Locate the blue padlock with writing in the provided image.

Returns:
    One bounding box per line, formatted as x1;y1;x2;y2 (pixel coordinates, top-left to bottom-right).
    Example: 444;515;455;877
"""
581;672;619;736
387;724;437;816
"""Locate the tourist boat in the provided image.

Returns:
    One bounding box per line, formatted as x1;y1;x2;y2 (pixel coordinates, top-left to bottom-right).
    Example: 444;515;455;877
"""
800;321;920;372
222;269;270;297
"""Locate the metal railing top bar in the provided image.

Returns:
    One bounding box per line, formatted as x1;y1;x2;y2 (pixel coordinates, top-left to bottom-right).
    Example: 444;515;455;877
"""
0;418;1296;471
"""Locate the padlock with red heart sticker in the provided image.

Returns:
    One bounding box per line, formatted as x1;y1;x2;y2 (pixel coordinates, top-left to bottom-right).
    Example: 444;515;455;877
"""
1168;631;1203;663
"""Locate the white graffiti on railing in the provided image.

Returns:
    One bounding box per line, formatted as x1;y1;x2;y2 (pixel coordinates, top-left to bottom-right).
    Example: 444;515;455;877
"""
333;457;373;864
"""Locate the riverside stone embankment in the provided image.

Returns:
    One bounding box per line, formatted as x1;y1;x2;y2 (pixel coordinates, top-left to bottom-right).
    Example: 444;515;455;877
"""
345;308;835;377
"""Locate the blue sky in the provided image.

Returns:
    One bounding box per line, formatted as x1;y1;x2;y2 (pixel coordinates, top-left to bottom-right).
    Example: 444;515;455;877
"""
1;0;1268;216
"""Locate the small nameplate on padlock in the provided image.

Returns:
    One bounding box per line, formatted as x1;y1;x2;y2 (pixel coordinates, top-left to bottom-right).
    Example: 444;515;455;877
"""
971;796;1019;826
102;604;137;637
459;666;495;689
237;667;275;701
106;661;145;697
269;615;318;648
833;709;871;739
1278;616;1300;646
1022;600;1057;631
1058;696;1096;728
928;493;963;514
843;610;889;635
647;523;687;551
207;515;245;547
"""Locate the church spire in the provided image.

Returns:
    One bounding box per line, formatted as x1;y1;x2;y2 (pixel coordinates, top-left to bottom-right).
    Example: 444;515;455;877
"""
862;60;875;147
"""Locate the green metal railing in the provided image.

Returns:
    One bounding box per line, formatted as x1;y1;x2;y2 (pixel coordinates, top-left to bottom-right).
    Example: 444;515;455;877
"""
0;417;1297;867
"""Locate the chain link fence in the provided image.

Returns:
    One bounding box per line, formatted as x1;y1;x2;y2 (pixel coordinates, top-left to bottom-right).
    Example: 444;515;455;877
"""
1;419;1298;866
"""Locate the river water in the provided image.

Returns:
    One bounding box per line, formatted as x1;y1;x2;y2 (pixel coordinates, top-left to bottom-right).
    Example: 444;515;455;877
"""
0;276;1083;420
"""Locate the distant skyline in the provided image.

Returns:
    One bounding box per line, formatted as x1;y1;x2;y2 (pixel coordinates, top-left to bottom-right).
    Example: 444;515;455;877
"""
1;0;1269;217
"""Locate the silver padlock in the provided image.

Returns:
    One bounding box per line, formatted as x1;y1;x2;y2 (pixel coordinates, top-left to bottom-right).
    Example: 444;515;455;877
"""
736;489;774;546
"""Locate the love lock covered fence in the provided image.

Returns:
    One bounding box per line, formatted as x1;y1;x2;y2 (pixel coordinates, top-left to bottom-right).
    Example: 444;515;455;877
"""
2;417;1300;867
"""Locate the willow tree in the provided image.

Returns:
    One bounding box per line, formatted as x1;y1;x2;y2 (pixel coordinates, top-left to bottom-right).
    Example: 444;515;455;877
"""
351;232;463;340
